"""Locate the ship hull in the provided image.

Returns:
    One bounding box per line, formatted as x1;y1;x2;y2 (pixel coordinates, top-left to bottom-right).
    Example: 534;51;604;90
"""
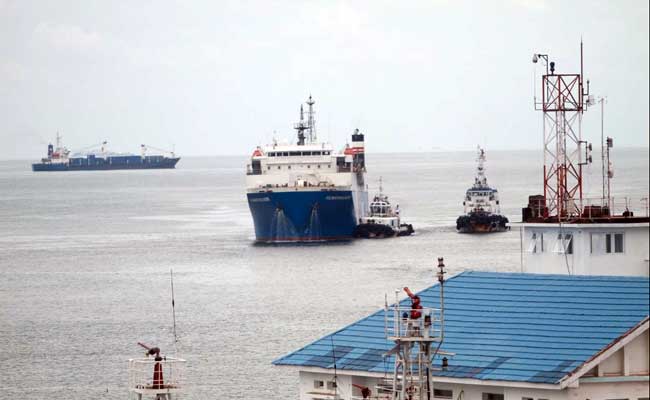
32;157;180;172
247;190;359;242
456;213;509;233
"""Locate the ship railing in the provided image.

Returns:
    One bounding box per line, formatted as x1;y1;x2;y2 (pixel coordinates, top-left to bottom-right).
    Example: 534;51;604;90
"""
385;306;442;342
128;357;185;395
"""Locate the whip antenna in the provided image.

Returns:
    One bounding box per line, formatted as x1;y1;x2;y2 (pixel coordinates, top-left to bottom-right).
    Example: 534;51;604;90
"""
170;269;178;353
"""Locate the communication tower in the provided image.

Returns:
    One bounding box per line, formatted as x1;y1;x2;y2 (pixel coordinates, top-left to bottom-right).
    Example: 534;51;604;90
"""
532;42;593;220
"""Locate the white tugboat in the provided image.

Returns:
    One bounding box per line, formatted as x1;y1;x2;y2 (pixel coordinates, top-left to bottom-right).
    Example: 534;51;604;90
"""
456;146;509;233
354;177;414;238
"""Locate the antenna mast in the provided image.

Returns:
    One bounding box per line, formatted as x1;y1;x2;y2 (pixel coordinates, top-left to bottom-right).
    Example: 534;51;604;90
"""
170;269;178;354
384;258;447;400
533;41;593;220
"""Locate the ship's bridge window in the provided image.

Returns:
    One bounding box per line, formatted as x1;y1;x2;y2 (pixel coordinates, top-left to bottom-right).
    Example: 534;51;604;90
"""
553;233;573;254
290;151;300;156
282;152;289;156
302;151;312;156
268;152;275;157
324;151;330;155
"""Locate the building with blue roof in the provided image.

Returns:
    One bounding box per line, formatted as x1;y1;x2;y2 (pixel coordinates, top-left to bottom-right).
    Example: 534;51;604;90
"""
274;271;650;400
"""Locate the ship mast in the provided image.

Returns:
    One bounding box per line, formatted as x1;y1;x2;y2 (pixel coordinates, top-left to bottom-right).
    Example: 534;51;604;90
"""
306;95;316;143
294;104;307;146
474;146;488;188
294;96;317;146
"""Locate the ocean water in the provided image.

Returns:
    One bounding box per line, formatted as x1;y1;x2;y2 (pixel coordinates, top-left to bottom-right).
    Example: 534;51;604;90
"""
0;150;647;399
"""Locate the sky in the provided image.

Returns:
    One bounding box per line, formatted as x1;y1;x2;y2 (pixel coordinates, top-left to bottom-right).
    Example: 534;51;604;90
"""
0;0;648;159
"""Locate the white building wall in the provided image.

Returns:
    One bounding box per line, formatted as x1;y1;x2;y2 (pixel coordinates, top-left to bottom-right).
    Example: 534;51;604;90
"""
299;371;352;400
568;381;649;399
627;330;649;375
521;223;649;276
505;387;567;400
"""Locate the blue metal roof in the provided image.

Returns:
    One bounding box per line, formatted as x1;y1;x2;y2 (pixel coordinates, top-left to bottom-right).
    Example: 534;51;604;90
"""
273;271;649;384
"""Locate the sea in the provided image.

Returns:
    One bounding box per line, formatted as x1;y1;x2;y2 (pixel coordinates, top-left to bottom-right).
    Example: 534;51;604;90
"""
0;149;648;399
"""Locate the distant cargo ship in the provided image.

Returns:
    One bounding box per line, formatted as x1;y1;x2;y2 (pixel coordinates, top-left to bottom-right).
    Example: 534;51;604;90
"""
245;96;368;243
32;134;180;172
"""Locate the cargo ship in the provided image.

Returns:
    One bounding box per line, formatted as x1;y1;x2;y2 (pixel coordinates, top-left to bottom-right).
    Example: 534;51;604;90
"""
32;134;180;171
456;147;509;233
245;96;368;243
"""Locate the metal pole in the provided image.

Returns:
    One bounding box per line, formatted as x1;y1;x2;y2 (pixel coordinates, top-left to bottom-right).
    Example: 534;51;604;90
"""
600;98;605;207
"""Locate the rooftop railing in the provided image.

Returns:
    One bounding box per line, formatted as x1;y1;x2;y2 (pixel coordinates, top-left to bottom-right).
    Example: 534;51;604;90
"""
128;357;185;396
385;306;442;342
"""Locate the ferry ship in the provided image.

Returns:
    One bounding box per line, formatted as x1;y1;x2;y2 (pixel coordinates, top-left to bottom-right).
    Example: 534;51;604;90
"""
456;147;509;233
32;134;180;172
245;96;368;243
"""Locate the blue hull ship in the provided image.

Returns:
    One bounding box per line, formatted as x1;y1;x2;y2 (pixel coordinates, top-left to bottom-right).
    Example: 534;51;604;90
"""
247;190;357;242
245;96;368;243
32;155;180;171
31;135;180;172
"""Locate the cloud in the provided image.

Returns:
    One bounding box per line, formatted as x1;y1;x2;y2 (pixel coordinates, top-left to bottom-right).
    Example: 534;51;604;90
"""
33;23;102;50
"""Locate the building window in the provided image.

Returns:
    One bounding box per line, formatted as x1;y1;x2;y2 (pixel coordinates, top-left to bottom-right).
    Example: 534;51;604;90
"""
593;233;625;254
527;232;544;253
614;233;624;253
554;233;573;254
326;381;337;390
313;380;324;389
482;394;504;400
434;388;453;399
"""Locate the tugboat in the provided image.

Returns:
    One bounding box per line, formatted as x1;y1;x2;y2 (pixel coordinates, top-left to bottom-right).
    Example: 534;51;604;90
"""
456;147;509;233
354;178;414;238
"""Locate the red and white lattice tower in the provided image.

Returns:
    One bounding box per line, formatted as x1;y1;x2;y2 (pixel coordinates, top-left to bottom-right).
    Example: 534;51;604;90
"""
534;43;592;220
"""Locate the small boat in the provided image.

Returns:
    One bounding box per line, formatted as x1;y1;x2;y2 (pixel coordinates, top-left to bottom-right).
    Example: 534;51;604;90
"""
354;178;414;238
456;146;509;233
